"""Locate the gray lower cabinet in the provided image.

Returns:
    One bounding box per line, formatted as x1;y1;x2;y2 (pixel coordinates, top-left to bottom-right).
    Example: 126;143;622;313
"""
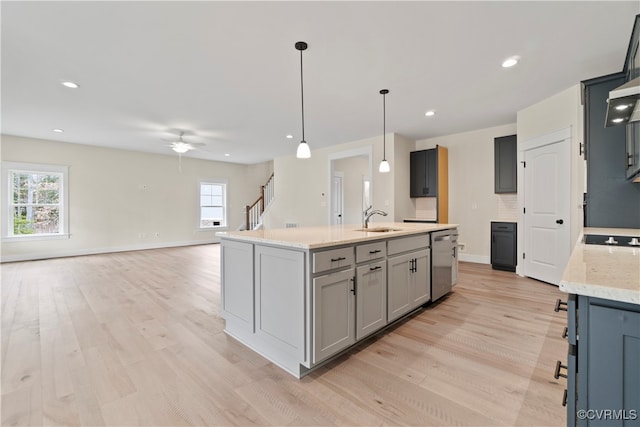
491;222;517;272
566;295;640;426
355;260;387;340
387;249;430;322
254;245;306;363
221;240;254;332
312;268;356;364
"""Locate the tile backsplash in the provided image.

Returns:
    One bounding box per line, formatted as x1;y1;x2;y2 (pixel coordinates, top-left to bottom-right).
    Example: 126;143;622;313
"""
415;198;437;220
497;194;518;221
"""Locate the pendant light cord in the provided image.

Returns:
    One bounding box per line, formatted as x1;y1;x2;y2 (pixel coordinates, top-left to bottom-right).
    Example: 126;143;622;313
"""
300;48;305;142
382;91;386;160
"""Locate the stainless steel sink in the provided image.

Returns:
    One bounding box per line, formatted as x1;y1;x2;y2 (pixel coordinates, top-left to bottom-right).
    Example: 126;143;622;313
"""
355;227;401;232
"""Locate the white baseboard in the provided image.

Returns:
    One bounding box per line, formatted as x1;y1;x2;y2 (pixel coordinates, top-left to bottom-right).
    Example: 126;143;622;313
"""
1;238;220;263
459;253;490;264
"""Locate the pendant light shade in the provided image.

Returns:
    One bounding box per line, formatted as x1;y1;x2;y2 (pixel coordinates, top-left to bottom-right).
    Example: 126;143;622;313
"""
379;89;390;173
295;41;311;159
296;140;311;158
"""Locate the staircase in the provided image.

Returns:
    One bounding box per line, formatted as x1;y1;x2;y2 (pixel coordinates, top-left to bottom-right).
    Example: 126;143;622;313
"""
244;173;274;230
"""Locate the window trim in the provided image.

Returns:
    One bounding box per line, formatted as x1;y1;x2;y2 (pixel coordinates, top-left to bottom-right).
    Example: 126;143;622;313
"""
1;161;70;242
198;179;228;229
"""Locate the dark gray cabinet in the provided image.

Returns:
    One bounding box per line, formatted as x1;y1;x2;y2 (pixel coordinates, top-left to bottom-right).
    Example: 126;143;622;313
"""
583;73;640;228
567;296;640;427
626;17;640;179
410;149;437;197
490;222;516;272
627;122;640;179
494;135;517;193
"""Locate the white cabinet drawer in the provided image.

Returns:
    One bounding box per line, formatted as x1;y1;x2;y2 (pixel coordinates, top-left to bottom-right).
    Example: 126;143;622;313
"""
312;247;354;273
355;241;386;263
387;234;430;256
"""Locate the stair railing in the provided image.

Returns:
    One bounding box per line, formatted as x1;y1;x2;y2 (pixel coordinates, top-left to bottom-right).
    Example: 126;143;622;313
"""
245;173;274;230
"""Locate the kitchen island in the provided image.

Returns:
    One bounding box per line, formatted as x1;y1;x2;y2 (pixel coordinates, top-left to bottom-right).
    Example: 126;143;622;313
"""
558;228;640;426
217;222;458;378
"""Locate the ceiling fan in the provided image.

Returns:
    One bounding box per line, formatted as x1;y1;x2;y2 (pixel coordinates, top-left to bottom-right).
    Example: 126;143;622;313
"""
162;130;207;172
164;130;206;154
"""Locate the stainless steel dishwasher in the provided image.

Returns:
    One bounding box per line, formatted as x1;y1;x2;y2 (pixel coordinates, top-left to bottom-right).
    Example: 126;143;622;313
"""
431;229;458;301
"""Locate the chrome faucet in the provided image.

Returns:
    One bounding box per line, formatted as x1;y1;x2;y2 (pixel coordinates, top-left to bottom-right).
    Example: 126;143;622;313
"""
363;206;388;228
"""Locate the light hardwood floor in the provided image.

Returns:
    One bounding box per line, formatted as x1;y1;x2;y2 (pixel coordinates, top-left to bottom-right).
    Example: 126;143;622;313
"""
1;244;568;426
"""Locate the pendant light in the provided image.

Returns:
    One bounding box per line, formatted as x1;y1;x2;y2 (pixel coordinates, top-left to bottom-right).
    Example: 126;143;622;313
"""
295;41;311;158
379;89;390;173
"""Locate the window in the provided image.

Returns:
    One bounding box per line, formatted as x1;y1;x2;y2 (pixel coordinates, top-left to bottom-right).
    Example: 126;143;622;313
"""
199;181;226;228
1;162;69;240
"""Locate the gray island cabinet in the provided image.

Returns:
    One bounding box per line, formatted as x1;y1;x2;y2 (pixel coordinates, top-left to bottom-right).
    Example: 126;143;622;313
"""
559;228;640;426
218;222;457;378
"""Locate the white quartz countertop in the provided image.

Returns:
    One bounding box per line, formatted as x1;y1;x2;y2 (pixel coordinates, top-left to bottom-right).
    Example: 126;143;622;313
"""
559;229;640;305
217;222;458;250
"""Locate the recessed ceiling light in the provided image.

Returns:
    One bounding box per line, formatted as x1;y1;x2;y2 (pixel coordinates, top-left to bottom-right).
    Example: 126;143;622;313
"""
612;118;625;123
53;128;64;133
501;56;520;68
425;110;436;117
224;153;230;157
61;81;80;88
615;104;630;111
286;134;293;139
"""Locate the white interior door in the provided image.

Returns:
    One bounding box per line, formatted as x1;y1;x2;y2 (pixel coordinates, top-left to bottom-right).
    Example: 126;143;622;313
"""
331;172;344;225
523;137;571;285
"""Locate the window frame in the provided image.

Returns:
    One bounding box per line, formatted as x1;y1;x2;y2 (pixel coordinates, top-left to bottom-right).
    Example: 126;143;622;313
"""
198;180;228;229
1;161;70;241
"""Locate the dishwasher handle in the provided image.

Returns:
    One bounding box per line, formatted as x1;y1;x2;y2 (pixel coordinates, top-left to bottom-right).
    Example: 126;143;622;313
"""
433;235;451;242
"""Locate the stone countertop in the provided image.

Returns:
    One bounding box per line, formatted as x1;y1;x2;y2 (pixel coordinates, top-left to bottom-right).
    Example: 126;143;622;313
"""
217;222;458;250
559;230;640;305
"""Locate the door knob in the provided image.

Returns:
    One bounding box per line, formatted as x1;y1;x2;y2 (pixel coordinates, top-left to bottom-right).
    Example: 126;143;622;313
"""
556;219;564;224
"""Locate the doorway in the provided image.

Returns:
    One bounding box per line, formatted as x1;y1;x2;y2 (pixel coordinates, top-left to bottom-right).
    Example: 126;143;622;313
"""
521;129;571;285
328;146;373;226
331;172;344;225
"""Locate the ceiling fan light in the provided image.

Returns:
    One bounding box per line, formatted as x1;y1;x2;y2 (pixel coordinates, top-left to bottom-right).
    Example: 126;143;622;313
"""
296;140;311;159
379;159;390;173
172;142;193;154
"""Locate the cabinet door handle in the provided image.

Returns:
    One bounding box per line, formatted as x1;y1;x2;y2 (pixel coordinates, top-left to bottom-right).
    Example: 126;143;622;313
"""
554;299;568;312
562;326;568;339
554;360;568;379
414;258;418;272
331;257;346;262
369;249;381;254
350;277;356;295
369;266;382;271
556;219;564;225
562;389;568;407
626;152;633;169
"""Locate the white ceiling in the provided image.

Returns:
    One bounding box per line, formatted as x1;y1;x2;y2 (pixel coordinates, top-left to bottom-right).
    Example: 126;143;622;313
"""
2;1;639;164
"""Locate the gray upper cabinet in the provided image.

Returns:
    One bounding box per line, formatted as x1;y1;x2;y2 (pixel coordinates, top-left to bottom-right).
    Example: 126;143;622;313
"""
410;149;437;197
494;135;517;193
584;73;640;228
625;16;640;179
